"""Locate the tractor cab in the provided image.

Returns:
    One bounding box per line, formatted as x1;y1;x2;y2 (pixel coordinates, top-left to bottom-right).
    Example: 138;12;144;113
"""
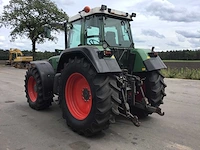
67;5;136;49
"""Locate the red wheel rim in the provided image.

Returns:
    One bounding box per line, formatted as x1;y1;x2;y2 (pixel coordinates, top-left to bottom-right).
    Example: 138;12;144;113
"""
65;73;92;120
28;76;38;102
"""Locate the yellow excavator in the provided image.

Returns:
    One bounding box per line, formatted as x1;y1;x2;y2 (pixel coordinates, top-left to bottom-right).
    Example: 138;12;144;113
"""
5;48;33;68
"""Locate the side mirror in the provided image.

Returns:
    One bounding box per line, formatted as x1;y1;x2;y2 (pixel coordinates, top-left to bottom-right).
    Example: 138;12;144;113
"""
43;25;51;38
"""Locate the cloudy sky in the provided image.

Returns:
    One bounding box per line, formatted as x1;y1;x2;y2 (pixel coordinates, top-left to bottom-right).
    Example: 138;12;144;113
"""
0;0;200;51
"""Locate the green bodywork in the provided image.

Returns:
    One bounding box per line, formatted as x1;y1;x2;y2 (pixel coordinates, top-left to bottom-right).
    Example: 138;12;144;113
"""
48;47;152;73
48;55;60;71
131;48;151;72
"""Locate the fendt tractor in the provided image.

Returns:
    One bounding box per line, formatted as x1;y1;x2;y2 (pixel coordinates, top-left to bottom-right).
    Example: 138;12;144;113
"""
24;5;167;136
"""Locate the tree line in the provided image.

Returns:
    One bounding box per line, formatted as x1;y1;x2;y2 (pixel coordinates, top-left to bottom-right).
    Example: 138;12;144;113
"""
0;49;57;60
1;49;200;61
158;50;200;60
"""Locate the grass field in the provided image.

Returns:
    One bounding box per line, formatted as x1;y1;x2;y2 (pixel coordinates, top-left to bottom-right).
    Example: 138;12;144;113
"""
162;60;200;80
161;68;200;80
164;61;200;70
163;60;200;62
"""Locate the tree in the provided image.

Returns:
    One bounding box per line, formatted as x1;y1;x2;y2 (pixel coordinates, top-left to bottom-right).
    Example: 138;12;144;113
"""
0;0;68;60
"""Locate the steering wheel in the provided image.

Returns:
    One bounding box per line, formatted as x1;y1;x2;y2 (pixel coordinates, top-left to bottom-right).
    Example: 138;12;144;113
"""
89;39;100;45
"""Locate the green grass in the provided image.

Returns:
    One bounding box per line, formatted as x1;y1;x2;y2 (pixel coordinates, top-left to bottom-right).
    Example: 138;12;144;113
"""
161;67;200;80
163;60;200;62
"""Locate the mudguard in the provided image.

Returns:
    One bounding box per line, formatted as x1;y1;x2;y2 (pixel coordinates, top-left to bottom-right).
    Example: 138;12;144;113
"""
130;48;167;72
30;61;54;100
57;46;122;73
144;56;167;71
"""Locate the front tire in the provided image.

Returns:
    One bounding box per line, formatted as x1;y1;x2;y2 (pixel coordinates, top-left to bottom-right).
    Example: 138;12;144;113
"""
25;67;52;110
60;57;114;136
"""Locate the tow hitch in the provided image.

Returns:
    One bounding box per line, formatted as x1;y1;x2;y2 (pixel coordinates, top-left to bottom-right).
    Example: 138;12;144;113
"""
115;70;165;126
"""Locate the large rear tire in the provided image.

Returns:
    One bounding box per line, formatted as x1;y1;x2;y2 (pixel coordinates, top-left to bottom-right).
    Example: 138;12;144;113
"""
25;67;52;110
60;57;116;136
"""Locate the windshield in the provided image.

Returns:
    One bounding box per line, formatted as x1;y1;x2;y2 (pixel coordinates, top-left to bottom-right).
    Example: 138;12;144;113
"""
104;17;133;48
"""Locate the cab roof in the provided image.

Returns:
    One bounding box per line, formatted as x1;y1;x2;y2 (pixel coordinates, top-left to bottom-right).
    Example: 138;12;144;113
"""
68;5;136;22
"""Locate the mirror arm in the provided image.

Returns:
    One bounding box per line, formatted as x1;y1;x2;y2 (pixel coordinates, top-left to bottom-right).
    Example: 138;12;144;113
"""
64;21;68;49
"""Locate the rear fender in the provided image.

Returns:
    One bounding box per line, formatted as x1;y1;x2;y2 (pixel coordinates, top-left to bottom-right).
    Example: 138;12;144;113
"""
57;46;121;73
30;61;54;100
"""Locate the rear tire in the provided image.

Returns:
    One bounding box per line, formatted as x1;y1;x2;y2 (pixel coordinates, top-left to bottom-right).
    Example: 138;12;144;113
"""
25;67;52;110
131;70;166;117
60;57;115;136
146;71;166;107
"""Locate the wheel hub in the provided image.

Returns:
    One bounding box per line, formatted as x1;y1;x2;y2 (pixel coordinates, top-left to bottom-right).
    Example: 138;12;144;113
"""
82;88;90;101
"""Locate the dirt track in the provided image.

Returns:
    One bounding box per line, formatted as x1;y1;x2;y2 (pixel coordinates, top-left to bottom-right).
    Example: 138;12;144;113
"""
0;65;200;150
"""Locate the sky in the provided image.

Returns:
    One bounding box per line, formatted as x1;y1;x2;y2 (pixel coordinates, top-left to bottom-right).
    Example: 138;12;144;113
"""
0;0;200;52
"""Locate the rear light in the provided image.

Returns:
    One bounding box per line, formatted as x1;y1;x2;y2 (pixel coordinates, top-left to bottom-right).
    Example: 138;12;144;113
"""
98;50;113;58
104;50;112;56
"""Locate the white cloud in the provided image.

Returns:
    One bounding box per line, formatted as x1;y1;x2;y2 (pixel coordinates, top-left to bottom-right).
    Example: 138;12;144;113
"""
14;42;25;47
177;35;185;42
167;41;179;47
0;35;5;41
134;0;200;22
141;29;165;39
188;39;200;48
176;30;200;38
133;37;146;43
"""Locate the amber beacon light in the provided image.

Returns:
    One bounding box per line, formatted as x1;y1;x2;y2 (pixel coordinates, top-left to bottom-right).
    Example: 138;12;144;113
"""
84;6;90;13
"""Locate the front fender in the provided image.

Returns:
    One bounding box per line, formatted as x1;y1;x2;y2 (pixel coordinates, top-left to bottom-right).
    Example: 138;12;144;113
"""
30;61;54;100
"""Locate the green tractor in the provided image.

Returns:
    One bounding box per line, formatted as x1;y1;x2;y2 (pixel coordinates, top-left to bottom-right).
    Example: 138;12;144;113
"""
24;5;167;136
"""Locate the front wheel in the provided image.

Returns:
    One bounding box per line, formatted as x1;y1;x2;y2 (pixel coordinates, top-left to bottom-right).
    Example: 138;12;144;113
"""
60;57;115;136
24;67;52;110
